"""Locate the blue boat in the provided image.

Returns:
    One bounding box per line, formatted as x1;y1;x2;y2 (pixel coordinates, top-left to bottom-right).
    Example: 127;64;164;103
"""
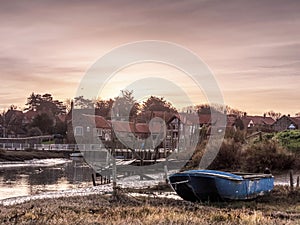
169;170;274;202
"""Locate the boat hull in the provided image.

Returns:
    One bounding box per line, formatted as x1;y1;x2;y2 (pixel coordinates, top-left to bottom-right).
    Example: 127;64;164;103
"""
169;170;274;202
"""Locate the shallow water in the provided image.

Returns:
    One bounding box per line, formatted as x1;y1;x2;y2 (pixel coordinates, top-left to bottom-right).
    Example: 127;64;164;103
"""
0;157;296;202
0;158;94;200
274;171;300;186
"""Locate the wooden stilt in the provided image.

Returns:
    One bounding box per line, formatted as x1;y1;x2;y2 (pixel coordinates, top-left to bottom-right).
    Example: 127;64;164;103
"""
92;173;96;186
290;170;294;192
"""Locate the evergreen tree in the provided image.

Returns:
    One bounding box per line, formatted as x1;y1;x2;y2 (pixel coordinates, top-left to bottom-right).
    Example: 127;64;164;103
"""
141;96;177;113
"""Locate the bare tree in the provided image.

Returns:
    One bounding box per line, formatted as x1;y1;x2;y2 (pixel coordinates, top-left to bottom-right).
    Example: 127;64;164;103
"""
265;110;282;120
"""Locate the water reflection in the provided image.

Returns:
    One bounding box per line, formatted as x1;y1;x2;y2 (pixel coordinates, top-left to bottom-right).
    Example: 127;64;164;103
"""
1;158;298;201
0;158;94;200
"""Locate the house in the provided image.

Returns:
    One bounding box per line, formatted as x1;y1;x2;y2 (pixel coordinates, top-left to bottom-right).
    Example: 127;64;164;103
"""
240;115;275;132
137;111;174;123
165;113;215;150
22;110;39;125
272;115;300;132
0;125;3;137
67;111;166;149
66;108;96;144
3;109;26;137
68;109;241;149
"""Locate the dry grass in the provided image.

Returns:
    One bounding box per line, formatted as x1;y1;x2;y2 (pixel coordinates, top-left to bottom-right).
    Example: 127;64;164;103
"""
0;186;299;225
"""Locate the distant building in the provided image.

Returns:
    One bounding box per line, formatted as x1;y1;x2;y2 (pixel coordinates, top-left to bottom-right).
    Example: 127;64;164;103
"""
272;115;300;132
67;112;165;149
239;114;275;132
3;109;26;137
22;110;39;126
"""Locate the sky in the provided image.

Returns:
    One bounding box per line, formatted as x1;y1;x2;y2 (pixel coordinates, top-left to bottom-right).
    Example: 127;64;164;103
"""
0;0;299;115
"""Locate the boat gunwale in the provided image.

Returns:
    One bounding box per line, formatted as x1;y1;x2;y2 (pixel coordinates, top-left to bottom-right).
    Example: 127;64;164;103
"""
170;170;274;182
171;171;243;181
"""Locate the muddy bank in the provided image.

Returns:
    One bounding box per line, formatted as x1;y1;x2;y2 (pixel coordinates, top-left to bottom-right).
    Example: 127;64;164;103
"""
0;185;299;224
0;149;67;162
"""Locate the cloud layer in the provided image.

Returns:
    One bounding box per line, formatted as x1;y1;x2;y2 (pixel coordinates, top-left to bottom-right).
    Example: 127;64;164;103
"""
0;0;299;114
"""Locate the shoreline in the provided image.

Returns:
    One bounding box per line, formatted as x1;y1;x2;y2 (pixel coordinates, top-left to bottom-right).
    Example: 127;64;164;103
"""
0;149;69;162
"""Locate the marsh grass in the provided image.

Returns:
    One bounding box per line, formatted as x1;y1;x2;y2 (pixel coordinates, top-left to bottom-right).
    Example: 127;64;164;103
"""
0;186;299;225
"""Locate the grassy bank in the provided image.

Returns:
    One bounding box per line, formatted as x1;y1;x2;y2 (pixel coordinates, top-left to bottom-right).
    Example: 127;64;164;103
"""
0;149;66;162
0;186;299;225
185;130;300;173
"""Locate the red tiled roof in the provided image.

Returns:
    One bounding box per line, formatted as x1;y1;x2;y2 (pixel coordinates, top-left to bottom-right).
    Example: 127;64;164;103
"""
83;114;111;129
169;113;213;126
139;111;174;122
290;117;300;127
241;116;275;127
5;109;24;121
57;114;66;122
24;110;38;119
111;120;135;133
94;116;111;129
135;123;149;133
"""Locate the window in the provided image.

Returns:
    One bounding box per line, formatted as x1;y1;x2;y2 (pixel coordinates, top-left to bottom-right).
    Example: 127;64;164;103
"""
248;120;254;128
74;126;83;136
94;128;103;137
288;124;296;130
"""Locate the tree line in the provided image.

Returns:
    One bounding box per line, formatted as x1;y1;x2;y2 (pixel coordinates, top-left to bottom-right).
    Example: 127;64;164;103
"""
0;90;296;137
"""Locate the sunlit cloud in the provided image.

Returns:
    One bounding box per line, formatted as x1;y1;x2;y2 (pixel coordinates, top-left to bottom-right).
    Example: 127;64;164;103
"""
0;0;299;114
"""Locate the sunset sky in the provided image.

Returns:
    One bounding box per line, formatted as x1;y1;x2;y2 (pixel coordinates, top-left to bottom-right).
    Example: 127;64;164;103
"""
0;0;299;115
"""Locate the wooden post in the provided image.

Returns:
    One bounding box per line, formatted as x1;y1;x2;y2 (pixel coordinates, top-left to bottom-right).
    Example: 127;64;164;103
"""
164;165;168;184
111;129;117;200
290;170;294;192
297;176;299;188
92;173;96;186
259;131;262;141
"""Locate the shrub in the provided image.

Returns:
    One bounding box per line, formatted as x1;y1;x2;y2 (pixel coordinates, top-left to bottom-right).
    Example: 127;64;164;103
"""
183;131;297;172
275;130;300;153
208;138;242;171
182;141;206;170
242;140;295;172
28;127;43;136
225;128;245;143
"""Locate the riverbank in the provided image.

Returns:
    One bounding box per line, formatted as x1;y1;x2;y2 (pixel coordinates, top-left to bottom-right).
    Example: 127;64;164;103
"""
0;149;67;162
0;185;299;224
